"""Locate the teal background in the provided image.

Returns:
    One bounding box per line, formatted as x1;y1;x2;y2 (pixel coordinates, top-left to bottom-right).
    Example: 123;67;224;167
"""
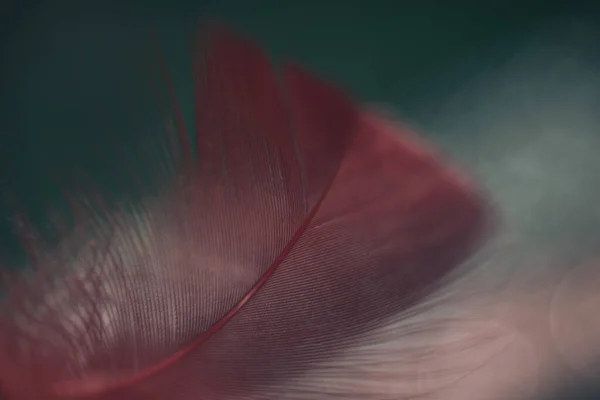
1;0;594;260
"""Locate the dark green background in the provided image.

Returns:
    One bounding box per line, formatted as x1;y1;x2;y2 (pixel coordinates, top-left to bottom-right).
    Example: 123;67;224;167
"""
1;0;594;258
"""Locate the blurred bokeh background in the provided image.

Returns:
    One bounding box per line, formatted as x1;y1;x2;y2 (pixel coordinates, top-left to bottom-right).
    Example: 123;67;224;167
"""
1;1;599;398
1;0;597;259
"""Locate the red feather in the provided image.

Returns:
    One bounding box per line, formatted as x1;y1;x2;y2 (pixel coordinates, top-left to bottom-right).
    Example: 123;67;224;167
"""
0;23;489;400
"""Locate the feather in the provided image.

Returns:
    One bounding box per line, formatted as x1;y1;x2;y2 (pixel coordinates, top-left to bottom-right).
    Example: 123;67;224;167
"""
0;22;490;400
